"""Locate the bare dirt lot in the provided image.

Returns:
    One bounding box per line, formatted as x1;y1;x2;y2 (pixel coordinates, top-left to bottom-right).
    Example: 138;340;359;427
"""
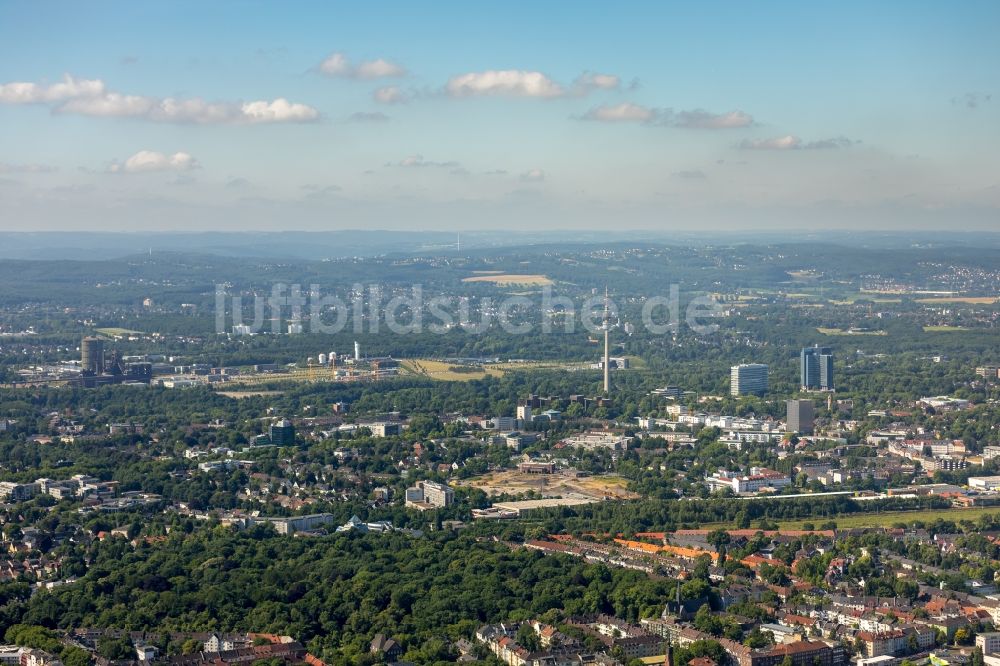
461;274;554;286
456;469;640;500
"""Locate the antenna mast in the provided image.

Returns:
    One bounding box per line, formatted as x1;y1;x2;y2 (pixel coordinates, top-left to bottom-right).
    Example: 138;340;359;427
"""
603;286;611;394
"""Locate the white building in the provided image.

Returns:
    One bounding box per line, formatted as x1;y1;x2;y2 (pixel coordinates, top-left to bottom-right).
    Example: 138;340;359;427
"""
560;432;632;451
977;632;1000;655
969;477;1000;491
705;467;791;494
405;480;454;509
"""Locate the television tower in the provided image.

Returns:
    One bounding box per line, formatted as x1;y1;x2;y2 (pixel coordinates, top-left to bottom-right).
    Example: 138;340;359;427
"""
603;286;611;394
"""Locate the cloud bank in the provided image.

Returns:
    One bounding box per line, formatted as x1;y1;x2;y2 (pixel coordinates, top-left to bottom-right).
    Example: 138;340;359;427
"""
445;69;622;98
739;135;856;150
581;103;753;128
109;150;199;173
0;74;318;124
318;53;406;79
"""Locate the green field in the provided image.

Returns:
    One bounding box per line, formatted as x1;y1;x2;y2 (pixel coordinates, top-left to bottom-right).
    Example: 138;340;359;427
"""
923;325;969;332
94;327;144;337
816;327;886;336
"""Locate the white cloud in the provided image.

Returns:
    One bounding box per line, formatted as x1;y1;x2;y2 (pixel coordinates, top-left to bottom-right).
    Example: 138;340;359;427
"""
0;74;105;104
572;72;621;93
395;154;460;168
240;98;319;123
355;59;406;79
740;135;800;150
581;103;754;128
0;163;57;173
519;168;545;182
318;52;405;79
581;102;656;122
672;109;753;129
109;150;199;173
373;86;408;104
318;53;351;76
445;69;628;98
349;111;389;122
0;73;318;124
673;170;707;179
739;135;855;150
446;70;567;98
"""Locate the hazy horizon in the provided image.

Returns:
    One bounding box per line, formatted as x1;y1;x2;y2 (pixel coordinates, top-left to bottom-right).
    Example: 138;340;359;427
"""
1;1;998;231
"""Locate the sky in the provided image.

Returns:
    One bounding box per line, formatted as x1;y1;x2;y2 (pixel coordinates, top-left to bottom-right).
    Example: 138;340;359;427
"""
0;0;998;232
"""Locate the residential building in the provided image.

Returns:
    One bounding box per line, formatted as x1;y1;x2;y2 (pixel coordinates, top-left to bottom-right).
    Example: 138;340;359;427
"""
739;640;845;666
405;480;454;509
254;513;334;535
976;631;1000;654
491;416;518;431
977;633;1000;655
369;635;402;662
0;482;39;502
368;422;400;437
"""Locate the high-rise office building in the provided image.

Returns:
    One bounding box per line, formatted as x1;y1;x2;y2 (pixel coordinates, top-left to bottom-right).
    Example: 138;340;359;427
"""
80;336;105;375
730;364;769;396
269;418;295;445
801;345;834;390
787;399;815;434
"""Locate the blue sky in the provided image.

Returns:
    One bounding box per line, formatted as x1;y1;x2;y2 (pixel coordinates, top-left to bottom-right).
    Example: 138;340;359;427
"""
1;0;998;231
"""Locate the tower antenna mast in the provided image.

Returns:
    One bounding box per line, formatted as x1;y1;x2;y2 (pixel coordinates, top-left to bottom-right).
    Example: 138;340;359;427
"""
603;286;611;394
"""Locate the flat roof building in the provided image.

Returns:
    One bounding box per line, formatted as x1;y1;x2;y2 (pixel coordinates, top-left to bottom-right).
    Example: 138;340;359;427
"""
731;364;769;397
787;399;815;435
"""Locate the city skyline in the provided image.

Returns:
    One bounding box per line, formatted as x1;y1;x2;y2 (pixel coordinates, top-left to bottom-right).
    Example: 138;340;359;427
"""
1;0;998;231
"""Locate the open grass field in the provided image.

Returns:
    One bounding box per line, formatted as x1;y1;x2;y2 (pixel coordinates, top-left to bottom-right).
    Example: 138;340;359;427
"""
829;295;902;304
701;506;1000;531
94;327;144;337
817;327;886;336
400;359;505;381
461;273;554;286
923;325;970;332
